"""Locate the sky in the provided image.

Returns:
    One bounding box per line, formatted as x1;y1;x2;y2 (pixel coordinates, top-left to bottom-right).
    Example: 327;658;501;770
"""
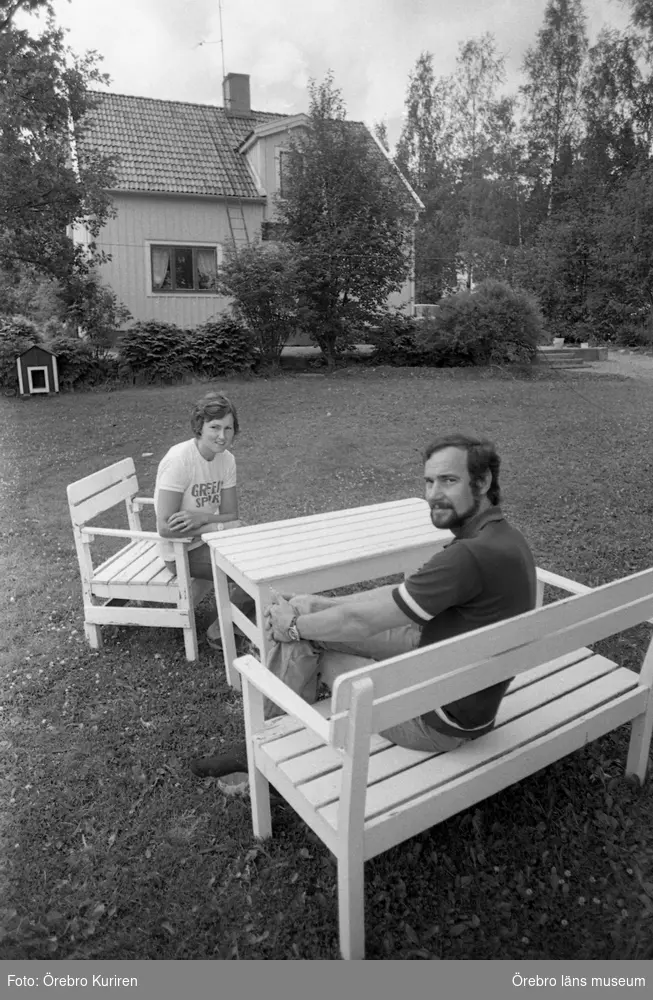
27;0;635;146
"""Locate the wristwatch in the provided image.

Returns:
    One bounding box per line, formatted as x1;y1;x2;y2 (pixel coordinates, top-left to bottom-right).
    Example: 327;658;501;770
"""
287;613;301;642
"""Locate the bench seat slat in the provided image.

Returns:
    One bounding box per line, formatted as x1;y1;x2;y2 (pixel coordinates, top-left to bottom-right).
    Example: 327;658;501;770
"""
276;650;597;790
286;653;620;810
92;540;175;588
362;686;647;862
317;665;640;829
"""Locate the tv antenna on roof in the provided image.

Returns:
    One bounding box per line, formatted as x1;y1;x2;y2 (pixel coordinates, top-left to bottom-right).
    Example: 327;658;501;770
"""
193;0;226;83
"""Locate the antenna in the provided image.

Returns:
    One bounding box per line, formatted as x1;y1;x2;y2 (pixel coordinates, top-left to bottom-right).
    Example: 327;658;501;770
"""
218;0;226;84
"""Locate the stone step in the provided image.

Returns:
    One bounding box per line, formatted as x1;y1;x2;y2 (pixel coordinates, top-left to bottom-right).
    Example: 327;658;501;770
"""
538;346;607;361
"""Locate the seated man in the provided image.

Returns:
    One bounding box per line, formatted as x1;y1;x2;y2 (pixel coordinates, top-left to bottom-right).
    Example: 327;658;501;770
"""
191;433;537;782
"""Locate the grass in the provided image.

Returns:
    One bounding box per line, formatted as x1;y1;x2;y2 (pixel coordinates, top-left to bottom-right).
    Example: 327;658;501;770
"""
1;364;653;961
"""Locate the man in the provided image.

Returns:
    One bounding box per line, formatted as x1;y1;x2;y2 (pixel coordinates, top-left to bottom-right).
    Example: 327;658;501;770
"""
191;433;536;781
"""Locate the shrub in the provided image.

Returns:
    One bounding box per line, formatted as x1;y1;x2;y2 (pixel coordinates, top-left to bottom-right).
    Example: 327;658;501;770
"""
219;241;301;367
117;321;192;383
419;281;546;366
185;316;257;377
46;335;120;390
0;315;42;389
366;313;430;366
615;323;653;349
60;272;131;351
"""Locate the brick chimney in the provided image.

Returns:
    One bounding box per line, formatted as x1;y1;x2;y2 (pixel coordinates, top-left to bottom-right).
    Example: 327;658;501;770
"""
223;73;252;116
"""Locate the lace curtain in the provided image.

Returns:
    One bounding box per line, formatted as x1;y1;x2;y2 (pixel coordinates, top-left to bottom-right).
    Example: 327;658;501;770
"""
196;247;217;289
151;247;170;290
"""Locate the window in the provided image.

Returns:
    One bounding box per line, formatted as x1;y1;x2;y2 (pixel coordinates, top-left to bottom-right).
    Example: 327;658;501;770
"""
150;245;219;293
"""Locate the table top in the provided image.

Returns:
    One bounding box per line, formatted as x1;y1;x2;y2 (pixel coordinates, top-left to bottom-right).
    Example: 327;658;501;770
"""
205;497;451;584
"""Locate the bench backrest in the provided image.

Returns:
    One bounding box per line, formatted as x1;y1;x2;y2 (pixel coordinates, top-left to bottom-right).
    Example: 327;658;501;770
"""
67;458;139;527
329;566;653;748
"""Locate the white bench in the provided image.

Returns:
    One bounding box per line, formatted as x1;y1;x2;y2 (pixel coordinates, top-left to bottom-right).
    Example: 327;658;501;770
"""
67;458;211;660
232;566;653;959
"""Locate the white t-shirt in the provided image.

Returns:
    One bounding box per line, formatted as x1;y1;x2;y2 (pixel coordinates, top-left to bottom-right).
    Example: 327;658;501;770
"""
154;438;237;561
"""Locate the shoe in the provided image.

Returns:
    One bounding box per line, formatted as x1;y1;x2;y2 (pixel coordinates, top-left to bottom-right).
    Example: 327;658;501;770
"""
190;743;248;777
206;618;222;650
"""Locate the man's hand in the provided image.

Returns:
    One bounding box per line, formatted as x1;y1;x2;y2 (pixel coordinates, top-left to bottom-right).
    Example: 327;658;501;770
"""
166;509;208;533
264;591;298;643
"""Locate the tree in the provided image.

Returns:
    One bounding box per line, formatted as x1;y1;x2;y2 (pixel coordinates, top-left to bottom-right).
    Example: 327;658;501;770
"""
521;0;588;216
451;34;507;287
0;0;116;290
395;53;459;301
275;72;415;369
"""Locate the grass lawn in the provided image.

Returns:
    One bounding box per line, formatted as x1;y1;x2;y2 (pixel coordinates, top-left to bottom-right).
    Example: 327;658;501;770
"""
1;365;652;961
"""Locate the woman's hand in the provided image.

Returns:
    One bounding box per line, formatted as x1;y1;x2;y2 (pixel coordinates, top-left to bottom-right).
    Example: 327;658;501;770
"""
166;509;208;533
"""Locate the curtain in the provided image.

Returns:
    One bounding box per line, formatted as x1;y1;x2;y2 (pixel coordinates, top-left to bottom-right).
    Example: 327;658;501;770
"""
196;247;218;290
151;247;170;290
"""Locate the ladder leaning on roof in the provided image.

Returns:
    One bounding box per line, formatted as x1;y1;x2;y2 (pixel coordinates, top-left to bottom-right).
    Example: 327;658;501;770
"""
226;199;250;250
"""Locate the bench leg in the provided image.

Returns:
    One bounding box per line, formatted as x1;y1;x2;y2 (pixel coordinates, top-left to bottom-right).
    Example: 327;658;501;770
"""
241;677;272;839
183;620;199;662
337;854;365;960
625;705;653;785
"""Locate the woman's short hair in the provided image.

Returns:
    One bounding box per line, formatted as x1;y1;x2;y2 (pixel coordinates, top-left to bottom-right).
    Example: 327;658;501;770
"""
422;433;501;505
190;391;239;438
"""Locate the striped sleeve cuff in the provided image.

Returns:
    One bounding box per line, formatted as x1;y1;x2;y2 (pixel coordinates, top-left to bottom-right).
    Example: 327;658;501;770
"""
392;581;434;625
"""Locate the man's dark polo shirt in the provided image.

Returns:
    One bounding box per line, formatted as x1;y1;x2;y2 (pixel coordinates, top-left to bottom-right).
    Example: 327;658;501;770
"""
391;506;537;738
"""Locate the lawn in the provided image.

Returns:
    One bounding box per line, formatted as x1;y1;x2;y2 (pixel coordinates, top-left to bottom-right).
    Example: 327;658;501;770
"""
1;365;652;961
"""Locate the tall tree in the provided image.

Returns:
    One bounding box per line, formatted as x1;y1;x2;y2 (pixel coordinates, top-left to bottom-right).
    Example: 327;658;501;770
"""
451;34;506;287
0;0;116;288
395;53;458;301
276;72;415;369
521;0;588;216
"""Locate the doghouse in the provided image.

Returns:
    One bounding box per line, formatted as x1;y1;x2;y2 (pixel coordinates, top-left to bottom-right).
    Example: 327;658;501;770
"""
16;344;59;396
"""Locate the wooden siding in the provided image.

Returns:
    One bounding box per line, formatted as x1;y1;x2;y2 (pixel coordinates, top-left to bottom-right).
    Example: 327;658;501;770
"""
93;193;265;329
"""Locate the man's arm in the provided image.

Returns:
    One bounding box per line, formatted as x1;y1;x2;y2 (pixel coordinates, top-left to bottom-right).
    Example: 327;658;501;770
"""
294;588;413;643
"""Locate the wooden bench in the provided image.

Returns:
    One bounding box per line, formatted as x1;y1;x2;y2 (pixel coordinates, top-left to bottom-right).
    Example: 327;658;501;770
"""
67;458;212;660
232;565;653;959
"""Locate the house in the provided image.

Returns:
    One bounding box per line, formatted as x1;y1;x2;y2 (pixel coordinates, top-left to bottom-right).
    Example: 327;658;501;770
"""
76;74;423;343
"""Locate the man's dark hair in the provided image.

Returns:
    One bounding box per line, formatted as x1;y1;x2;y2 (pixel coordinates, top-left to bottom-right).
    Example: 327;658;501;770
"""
190;391;239;438
422;433;501;506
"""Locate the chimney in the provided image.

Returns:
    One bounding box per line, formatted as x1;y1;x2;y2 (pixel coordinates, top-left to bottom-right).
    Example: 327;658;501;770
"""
223;73;252;116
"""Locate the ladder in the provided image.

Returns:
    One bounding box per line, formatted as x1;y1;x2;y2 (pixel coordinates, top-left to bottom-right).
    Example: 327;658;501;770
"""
226;200;249;250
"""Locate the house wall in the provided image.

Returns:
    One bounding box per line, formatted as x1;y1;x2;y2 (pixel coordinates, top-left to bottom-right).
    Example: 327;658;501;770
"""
91;192;265;331
86;184;416;347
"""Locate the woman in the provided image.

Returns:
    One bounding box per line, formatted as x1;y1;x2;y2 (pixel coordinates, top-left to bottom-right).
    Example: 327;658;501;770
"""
154;390;253;647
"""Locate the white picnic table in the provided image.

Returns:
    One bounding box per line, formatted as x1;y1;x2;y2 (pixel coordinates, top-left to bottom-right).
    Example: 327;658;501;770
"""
205;497;452;688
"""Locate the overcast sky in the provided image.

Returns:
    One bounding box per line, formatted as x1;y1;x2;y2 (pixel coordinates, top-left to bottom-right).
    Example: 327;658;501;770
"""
35;0;633;145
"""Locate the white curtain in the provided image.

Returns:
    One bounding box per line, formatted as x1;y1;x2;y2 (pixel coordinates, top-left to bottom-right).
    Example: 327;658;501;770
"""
151;247;170;289
196;247;218;289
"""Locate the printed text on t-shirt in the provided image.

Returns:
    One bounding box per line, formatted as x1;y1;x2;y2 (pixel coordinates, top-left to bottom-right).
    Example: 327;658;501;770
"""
192;481;223;508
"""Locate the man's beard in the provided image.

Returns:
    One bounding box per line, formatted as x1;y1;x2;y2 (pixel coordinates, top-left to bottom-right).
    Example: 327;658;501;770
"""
430;490;482;533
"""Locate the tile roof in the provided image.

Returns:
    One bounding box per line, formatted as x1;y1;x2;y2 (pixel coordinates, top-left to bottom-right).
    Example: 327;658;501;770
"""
78;92;289;198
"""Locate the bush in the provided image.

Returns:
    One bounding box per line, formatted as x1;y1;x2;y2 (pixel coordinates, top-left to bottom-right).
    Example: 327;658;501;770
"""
366;313;430;366
47;335;120;390
615;323;653;349
0;315;42;389
117;321;192;383
419;281;546;366
185;316;257;377
219;241;301;366
60;272;131;350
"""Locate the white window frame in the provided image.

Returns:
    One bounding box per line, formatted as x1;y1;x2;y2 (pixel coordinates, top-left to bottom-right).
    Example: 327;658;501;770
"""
144;240;223;297
27;366;50;393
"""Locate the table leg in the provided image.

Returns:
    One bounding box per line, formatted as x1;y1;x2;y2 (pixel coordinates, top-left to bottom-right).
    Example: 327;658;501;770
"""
212;566;241;691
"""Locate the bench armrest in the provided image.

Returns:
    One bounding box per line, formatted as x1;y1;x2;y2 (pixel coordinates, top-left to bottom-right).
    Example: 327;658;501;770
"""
234;653;331;743
81;526;193;543
536;567;593;596
131;496;155;509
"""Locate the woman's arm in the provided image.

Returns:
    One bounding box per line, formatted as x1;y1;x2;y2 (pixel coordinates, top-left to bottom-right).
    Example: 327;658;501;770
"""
156;486;240;539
